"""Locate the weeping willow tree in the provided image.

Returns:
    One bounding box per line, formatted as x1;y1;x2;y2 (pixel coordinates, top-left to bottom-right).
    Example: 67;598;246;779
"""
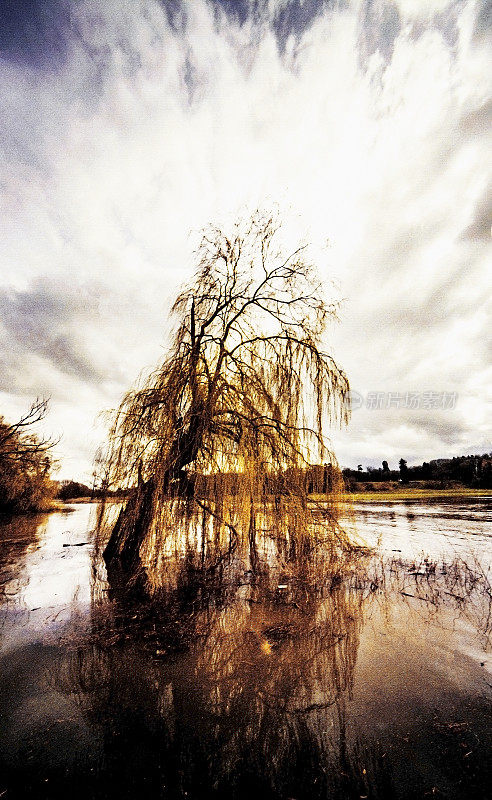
100;213;350;593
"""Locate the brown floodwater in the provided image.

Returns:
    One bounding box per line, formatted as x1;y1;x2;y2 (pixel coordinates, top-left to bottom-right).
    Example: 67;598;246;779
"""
0;499;490;799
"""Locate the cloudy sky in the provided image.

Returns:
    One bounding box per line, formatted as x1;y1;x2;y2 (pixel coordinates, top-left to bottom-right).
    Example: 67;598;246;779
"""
0;0;490;480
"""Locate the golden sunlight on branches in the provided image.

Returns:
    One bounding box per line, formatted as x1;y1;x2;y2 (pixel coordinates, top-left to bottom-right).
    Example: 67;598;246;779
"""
99;212;351;593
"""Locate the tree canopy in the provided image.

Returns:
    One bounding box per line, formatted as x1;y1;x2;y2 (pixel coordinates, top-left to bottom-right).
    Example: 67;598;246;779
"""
100;213;350;592
0;399;56;514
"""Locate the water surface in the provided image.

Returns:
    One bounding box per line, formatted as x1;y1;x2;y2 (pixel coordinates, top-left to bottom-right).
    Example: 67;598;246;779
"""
0;500;490;799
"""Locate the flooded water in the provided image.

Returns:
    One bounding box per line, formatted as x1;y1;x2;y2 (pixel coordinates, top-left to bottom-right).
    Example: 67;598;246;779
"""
0;500;490;799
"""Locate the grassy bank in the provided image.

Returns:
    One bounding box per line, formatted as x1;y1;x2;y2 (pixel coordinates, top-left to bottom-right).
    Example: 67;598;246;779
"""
311;488;491;503
55;489;491;509
56;496;124;506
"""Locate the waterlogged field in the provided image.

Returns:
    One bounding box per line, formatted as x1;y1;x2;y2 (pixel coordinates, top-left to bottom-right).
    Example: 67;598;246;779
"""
0;500;490;800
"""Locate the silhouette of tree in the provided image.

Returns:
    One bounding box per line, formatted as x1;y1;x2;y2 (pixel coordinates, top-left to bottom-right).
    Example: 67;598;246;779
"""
398;458;408;484
100;213;350;591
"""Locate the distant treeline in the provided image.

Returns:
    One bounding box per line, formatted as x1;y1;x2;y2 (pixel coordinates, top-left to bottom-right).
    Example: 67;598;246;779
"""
57;464;342;501
342;454;492;490
57;453;492;502
56;480;125;501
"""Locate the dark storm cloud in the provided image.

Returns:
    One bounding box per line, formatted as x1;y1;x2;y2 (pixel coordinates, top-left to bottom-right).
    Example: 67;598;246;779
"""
0;278;120;387
0;0;71;69
0;0;489;477
474;0;492;38
160;0;188;31
357;0;482;70
0;1;171;174
211;0;253;27
271;0;337;48
211;0;337;47
358;0;401;66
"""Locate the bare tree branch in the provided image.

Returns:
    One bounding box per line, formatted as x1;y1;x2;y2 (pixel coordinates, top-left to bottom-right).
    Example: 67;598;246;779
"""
100;212;350;591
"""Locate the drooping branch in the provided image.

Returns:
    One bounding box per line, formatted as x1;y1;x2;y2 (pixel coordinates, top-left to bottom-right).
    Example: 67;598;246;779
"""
100;212;350;591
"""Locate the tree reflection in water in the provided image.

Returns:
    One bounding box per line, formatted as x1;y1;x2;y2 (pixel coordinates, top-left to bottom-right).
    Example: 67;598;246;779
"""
60;571;395;799
46;508;490;800
51;517;393;800
1;504;490;799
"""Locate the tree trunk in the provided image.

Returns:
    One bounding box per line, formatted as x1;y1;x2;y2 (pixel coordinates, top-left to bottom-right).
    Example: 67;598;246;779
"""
103;407;206;592
103;477;156;594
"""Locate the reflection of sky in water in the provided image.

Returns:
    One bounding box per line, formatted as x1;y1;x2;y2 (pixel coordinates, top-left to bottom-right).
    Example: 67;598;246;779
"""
0;504;95;651
0;500;491;798
346;499;492;563
21;508;93;609
1;499;491;652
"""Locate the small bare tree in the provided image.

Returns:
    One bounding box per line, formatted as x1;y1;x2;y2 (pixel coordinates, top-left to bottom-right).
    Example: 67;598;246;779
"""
100;213;350;592
0;398;57;513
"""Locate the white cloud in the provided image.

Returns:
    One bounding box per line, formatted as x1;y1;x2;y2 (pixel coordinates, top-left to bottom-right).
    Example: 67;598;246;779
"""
392;0;453;19
0;0;490;478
